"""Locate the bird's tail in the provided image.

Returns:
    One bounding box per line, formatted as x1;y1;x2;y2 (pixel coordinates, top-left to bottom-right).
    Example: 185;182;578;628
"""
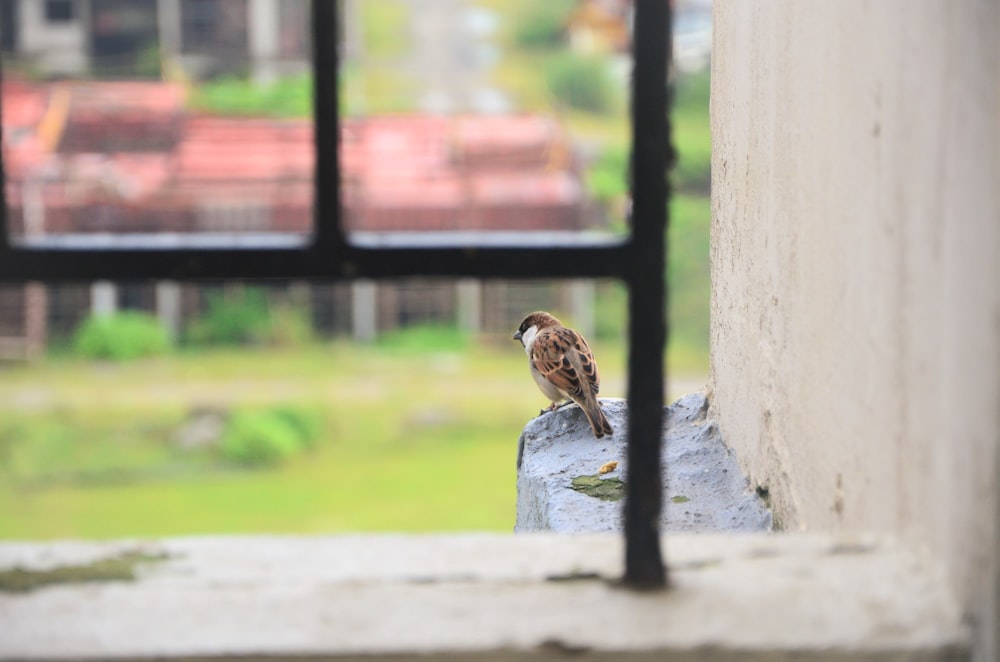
582;399;614;438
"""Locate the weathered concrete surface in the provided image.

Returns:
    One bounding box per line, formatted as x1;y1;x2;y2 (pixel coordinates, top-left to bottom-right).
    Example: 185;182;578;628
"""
0;534;968;660
516;393;772;533
711;3;1000;658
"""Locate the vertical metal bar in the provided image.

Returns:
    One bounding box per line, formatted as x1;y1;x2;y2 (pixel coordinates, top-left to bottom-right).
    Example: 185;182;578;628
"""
0;55;9;252
310;0;345;261
624;0;671;589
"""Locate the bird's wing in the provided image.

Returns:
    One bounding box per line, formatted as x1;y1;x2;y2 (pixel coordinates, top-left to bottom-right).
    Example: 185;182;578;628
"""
531;327;601;400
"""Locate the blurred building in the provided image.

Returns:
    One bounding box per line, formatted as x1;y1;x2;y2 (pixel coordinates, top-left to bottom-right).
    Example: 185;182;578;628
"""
0;78;603;356
0;0;310;82
566;0;631;54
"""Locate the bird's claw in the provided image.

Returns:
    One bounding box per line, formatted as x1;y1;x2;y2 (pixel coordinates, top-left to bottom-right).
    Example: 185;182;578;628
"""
539;402;572;416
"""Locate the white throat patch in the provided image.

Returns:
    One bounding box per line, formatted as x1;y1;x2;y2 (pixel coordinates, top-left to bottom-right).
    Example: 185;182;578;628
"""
520;325;539;354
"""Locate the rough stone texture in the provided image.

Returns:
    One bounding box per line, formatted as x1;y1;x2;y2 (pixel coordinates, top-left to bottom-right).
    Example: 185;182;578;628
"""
0;534;969;660
516;394;772;533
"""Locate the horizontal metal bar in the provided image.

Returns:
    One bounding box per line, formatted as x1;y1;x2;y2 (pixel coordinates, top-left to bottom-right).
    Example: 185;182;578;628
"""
0;239;633;282
341;242;631;280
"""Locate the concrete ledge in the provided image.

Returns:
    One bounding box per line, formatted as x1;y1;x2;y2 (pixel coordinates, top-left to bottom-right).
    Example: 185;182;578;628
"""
0;533;968;660
516;394;772;533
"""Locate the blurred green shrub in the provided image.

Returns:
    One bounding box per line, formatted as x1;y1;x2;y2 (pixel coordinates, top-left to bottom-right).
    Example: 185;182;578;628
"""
72;312;171;361
672;71;712;193
586;144;629;205
545;53;618;114
376;324;470;352
136;43;162;79
267;305;314;347
268;405;323;450
514;0;575;48
188;75;312;118
186;289;271;346
0;410;182;486
220;407;322;467
186;290;314;348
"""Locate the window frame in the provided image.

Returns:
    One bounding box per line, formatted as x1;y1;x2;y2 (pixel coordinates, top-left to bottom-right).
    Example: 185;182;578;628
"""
0;0;671;588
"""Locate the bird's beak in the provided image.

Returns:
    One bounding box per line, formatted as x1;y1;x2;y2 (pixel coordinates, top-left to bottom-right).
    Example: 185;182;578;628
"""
512;330;522;341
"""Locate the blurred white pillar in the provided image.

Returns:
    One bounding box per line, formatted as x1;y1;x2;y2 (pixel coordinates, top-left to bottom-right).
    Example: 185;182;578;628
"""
157;0;181;69
352;280;377;343
91;282;117;317
568;280;596;339
249;0;280;85
289;281;311;307
24;283;47;359
155;281;182;342
22;177;45;238
342;0;363;62
456;279;482;334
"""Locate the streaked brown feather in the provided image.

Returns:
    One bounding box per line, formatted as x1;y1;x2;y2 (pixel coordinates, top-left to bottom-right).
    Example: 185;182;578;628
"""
529;326;600;400
515;311;613;438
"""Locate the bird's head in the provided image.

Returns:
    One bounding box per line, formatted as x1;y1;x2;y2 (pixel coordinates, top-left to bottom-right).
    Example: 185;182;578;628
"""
513;311;560;348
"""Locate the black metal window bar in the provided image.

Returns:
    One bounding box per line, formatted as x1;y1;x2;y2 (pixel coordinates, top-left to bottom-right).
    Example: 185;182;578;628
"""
0;1;670;588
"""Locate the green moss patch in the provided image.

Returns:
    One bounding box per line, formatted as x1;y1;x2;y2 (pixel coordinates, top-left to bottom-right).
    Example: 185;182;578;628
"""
570;475;625;502
0;550;170;593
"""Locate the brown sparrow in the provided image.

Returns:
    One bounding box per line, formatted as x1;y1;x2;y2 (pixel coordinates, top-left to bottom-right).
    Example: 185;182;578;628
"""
513;311;613;438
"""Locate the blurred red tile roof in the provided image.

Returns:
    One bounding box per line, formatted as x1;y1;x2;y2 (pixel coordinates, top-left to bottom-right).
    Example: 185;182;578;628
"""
2;80;595;235
1;80;49;129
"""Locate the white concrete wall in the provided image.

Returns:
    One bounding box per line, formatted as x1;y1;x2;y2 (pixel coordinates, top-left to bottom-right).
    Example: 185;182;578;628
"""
19;0;88;75
710;1;1000;659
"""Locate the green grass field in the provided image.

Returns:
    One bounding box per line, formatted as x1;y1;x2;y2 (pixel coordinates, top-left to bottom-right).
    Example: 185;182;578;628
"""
0;334;705;541
0;341;515;539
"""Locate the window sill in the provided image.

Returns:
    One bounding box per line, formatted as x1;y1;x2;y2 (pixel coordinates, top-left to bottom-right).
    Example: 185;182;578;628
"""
0;533;968;660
